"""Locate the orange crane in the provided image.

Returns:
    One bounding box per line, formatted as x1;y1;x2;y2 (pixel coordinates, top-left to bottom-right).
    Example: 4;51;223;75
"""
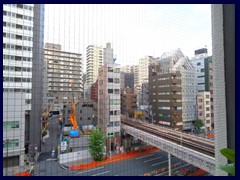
69;81;80;138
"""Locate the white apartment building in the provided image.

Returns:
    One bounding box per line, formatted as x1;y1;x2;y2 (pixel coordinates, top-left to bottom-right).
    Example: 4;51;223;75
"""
138;56;158;86
98;43;121;152
86;45;104;86
44;43;83;113
197;91;212;132
3;4;45;169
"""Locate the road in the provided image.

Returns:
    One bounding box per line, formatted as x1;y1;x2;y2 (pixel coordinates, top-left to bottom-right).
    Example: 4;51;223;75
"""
38;115;60;161
33;116;195;176
34;150;190;176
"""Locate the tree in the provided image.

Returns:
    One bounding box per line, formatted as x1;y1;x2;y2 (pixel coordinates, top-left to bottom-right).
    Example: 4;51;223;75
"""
193;119;204;134
88;127;105;161
219;148;235;176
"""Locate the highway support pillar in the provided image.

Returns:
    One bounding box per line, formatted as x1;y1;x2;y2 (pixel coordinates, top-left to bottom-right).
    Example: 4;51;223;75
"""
168;153;171;176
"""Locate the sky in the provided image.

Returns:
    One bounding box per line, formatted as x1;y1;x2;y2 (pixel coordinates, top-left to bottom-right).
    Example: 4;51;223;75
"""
44;4;212;72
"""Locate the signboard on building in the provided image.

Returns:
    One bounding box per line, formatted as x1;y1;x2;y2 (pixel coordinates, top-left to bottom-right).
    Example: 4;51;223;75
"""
158;121;171;125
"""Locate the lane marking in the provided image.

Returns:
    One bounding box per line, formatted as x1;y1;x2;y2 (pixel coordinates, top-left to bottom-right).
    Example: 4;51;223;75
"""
92;170;110;176
154;164;190;176
152;160;168;166
144;157;162;163
136;154;154;160
75;167;104;175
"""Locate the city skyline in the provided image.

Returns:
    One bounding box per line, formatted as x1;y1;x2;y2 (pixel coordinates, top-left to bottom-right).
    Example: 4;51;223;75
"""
3;4;234;176
45;4;212;71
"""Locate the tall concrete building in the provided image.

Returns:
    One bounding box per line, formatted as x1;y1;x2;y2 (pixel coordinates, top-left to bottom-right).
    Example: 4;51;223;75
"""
121;88;137;117
120;65;134;90
133;65;140;93
197;91;212;132
86;45;104;86
138;56;159;86
191;50;214;129
44;43;83;113
98;43;121;153
3;4;44;171
149;49;196;131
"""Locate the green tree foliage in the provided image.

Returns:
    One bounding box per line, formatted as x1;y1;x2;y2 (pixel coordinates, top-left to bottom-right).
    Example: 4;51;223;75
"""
220;148;235;176
88;127;105;161
193;119;204;134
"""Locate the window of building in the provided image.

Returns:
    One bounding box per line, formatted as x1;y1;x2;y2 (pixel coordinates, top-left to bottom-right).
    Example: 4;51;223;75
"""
114;68;120;73
206;107;210;111
108;67;113;72
206;95;210;98
114;78;120;83
108;78;113;83
198;98;203;102
25;99;31;104
114;89;119;94
3;121;20;129
110;99;120;105
108;89;113;94
4;139;20;149
197;62;201;66
199;106;202;109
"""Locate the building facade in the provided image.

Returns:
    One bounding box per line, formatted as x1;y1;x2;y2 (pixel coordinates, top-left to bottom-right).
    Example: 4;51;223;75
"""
44;43;83;113
3;4;45;170
121;88;137;117
3;93;26;170
197;91;212;132
90;80;98;104
149;49;196;131
98;43;121;152
191;52;214;129
86;45;104;86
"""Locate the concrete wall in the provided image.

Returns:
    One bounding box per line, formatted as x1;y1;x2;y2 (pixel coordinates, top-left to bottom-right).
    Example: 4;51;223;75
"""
59;150;91;164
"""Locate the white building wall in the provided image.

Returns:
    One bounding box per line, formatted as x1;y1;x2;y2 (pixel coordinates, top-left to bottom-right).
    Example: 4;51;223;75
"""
191;58;206;92
181;69;197;130
3;4;34;110
3;92;26;167
86;45;104;86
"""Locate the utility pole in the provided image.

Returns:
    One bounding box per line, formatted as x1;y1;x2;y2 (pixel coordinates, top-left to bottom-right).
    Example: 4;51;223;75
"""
168;153;171;176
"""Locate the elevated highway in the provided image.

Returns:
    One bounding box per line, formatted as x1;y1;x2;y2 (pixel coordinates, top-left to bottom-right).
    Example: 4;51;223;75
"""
121;118;215;175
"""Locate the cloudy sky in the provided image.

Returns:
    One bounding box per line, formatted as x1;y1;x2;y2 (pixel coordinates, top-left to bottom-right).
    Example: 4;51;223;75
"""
44;4;212;71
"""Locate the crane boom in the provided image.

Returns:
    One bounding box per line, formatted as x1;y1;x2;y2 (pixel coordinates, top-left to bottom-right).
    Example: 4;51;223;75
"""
69;81;79;137
69;101;78;130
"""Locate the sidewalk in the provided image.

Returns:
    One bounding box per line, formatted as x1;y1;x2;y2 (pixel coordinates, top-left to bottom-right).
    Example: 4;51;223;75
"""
3;165;29;176
69;146;159;171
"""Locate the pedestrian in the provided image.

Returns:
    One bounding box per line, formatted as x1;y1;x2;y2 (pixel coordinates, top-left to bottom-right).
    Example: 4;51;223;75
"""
29;163;34;175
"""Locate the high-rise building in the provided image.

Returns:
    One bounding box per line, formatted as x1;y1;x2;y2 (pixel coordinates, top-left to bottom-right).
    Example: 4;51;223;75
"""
86;45;104;86
44;43;83;113
138;56;159;86
3;4;44;171
191;50;214;129
149;49;196;131
98;43;121;153
197;91;212;132
121;88;137;117
120;65;134;91
133;65;139;93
